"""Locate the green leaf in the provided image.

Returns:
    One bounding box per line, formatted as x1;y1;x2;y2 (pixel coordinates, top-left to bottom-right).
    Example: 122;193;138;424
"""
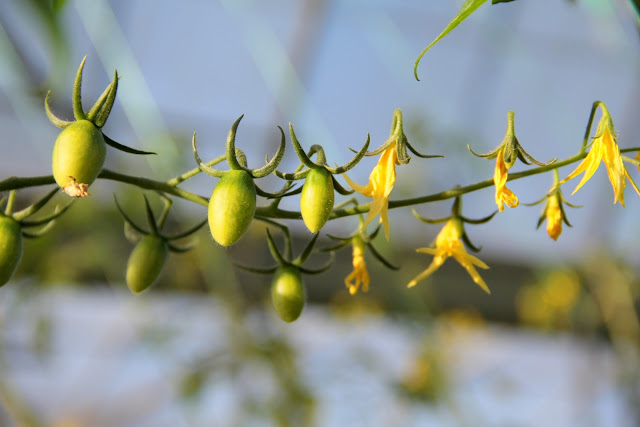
414;0;489;81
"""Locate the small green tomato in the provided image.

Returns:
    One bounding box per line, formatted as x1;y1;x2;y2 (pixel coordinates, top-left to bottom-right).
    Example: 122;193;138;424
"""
52;120;106;197
300;168;334;233
0;216;23;287
126;235;168;294
208;170;256;246
271;265;305;322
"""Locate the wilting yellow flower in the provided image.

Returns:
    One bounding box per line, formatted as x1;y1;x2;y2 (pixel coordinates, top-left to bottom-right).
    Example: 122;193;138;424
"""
545;194;563;241
408;218;490;293
345;236;370;295
558;113;640;207
343;143;398;240
494;147;519;212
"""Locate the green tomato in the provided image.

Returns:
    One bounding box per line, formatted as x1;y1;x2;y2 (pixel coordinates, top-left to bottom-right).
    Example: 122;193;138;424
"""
271;265;305;322
52;120;106;196
208;170;256;246
0;216;23;287
300;167;334;233
126;235;168;294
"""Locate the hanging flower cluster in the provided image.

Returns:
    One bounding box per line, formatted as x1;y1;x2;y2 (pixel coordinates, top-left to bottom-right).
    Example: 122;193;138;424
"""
2;56;640;323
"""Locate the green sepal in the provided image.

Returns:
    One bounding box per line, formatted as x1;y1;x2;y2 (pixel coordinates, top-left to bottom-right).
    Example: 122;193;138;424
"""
248;126;286;178
192;132;225;178
13;187;59;221
266;228;287;266
404;139;444;160
366;242;399;270
275;167;309;181
319;239;351;252
289;124;322;170
20;203;72;227
535;212;546;230
516;144;556;167
297;252;334;275
268;185;303;199
292;233;319;266
332;175;354;196
143;195;159;235
233;263;279;275
467;144;501;159
325;133;371;174
559;201;573;228
411;209;451;225
93;69;119;128
523;193;549;207
113;194;149;235
224;115;245;171
256;183;298;199
560;195;582;209
459;210;497;225
72;56;87;120
254;217;292;259
165;219;207;241
21;220;56;238
86;80;115;123
461;231;482;253
44;91;73;129
104;134;156;155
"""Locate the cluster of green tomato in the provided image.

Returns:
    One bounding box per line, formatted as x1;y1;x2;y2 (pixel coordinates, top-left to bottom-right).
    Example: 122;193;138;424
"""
1;58;376;322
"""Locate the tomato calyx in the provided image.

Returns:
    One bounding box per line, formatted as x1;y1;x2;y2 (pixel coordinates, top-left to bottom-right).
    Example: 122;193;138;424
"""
45;56;155;197
115;193;206;293
234;223;333;322
411;196;497;253
322;216;399;272
115;193;206;252
360;109;443;166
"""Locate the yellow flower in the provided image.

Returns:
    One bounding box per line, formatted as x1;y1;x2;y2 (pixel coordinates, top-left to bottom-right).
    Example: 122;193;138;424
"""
545;194;563;241
494;147;519;212
345;236;370;295
408;218;490;294
558;113;640;207
343;143;398;240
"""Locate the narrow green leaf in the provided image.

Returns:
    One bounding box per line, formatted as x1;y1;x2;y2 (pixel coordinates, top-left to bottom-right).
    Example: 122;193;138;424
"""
414;0;489;80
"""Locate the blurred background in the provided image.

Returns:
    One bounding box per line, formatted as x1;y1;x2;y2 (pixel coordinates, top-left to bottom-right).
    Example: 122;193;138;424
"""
1;0;640;425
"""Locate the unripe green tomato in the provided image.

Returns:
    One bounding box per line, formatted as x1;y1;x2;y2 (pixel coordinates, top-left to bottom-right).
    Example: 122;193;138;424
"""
208;170;256;246
126;235;168;294
0;216;23;287
271;265;305;322
300;168;334;233
52;120;106;192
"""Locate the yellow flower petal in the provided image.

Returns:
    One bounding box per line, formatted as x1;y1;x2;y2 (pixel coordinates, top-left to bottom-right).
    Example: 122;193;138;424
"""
345;237;370;295
559;113;638;206
407;255;446;288
409;219;490;293
545;195;563;241
494;148;519;211
343;144;398;240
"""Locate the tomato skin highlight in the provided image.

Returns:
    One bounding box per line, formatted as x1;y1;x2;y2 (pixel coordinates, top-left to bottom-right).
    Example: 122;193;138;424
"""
300;168;334;233
126;235;168;294
52;120;106;192
208;170;256;246
0;216;23;287
271;265;305;322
